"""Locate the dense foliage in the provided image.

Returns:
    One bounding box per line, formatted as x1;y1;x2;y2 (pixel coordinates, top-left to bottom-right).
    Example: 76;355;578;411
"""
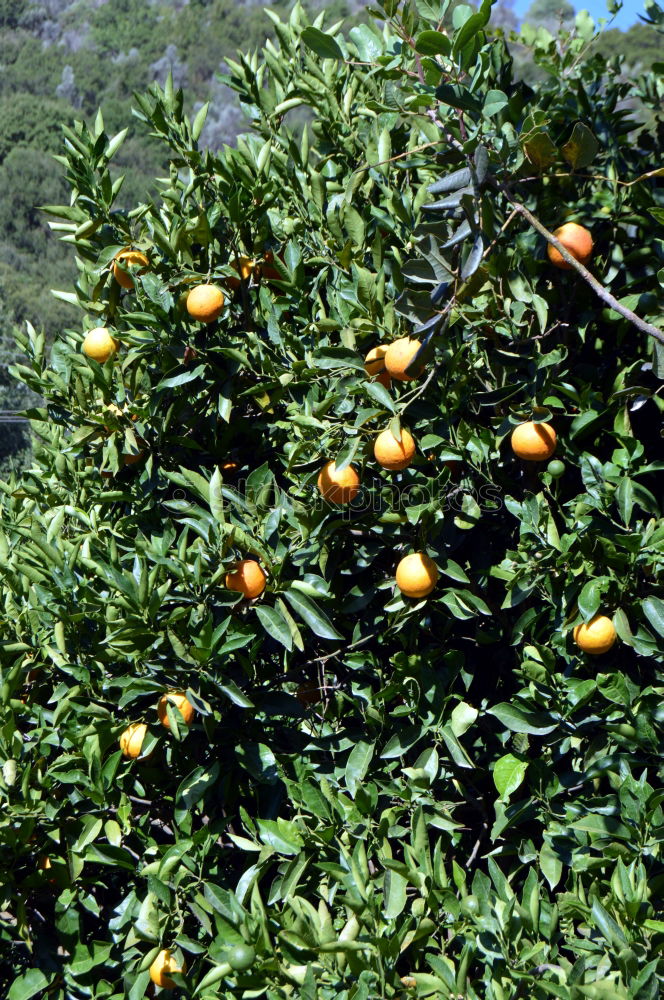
1;0;664;998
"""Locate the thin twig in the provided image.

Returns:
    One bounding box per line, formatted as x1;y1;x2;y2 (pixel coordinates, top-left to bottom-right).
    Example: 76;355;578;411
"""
467;822;488;867
482;208;518;261
509;200;664;346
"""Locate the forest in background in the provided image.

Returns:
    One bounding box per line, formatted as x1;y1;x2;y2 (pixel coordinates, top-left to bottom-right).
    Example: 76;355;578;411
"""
0;0;662;475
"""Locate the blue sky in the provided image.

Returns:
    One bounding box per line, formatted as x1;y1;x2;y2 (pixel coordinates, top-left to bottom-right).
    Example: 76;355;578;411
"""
513;0;645;28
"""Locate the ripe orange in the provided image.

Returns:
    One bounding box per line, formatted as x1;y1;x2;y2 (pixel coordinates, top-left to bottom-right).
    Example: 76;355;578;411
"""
396;552;439;599
364;345;391;389
547;222;593;269
149;950;186;990
157;692;195;730
225;559;267;599
220;459;239;473
119;722;147;758
259;250;283;280
384;338;423;381
38;855;52;871
573;614;617;655
317;461;361;505
186;284;225;323
112;249;149;289
227;255;257;289
511;421;557;461
82;327;119;363
102;403;139;434
374;427;416;471
121;440;146;466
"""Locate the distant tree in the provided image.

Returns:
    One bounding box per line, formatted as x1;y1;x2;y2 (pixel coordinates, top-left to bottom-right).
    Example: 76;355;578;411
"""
491;0;519;32
524;0;575;28
593;22;663;69
0;93;71;164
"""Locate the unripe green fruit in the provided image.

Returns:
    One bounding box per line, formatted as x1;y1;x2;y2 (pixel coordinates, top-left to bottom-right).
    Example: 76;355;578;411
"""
460;894;479;917
227;944;256;971
547;459;565;478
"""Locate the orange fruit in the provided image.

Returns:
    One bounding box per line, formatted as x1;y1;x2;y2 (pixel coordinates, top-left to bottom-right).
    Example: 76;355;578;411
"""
157;692;195;730
259;250;283;280
119;722;147;758
121;440;146;466
186;284;225;323
234;256;256;281
149;950;186;990
511;421;557;461
547;222;593;269
221;459;239;473
396;553;439;599
82;328;119;363
102;403;139;434
38;855;52;871
573;614;617;655
112;249;149;289
227;255;257;289
374;427;416;471
225;559;267;599
364;345;391;389
317;461;361;505
384;338;423;381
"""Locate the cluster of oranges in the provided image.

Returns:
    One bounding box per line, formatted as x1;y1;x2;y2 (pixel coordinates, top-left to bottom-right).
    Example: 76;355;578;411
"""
314;221;616;651
119;563;266;756
89;223;614;672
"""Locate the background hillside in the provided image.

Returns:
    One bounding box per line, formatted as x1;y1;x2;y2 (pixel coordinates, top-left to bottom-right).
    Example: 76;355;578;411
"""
0;0;661;474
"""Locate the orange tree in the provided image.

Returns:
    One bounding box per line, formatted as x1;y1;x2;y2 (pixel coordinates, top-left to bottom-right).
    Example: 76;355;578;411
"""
1;1;664;998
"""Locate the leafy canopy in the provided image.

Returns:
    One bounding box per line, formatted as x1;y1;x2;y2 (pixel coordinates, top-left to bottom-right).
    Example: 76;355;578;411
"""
1;1;663;998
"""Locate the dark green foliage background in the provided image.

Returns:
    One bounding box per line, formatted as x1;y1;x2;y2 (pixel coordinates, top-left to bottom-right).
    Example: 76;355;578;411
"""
0;1;663;999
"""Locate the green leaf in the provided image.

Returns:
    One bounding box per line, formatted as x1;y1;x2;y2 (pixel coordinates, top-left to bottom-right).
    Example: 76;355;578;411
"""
192;102;209;142
590;898;627;947
522;130;557;170
257;818;303;855
256;605;294;650
487;703;558;735
383;868;408;919
616;477;633;526
209;467;224;522
483;89;508;117
450;701;478;737
642;596;664;637
493;753;528;800
176;762;222;813
452;0;492;55
8;970;52;1000
345;741;374;798
578;579;601;621
218;682;255;709
539;842;562;890
349;23;383;61
283;589;343;641
461;234;483;279
301;27;344;60
415;29;452;55
134;893;160;943
562;122;599;170
435;83;481;113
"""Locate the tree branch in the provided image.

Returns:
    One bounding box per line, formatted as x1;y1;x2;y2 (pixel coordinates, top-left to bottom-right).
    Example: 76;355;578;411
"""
509;199;664;346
